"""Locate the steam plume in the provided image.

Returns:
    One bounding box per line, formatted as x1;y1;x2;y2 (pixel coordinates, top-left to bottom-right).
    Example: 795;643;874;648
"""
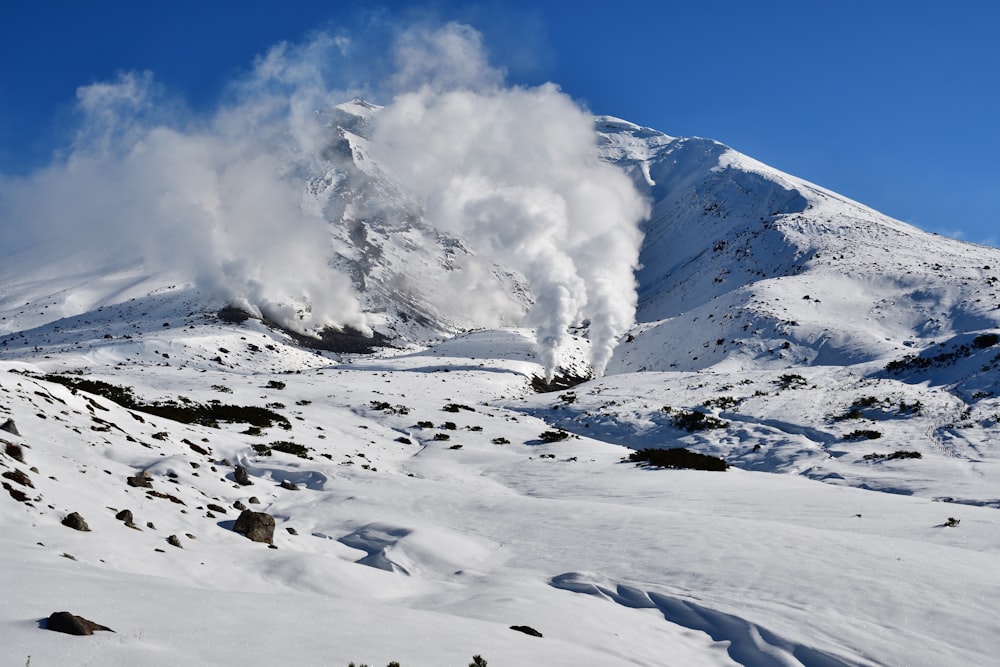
372;23;648;377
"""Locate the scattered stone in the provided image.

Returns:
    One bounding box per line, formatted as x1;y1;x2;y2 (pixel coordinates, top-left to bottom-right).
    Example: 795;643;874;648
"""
286;527;298;535
166;535;182;548
4;441;24;462
945;517;961;527
146;490;186;505
0;418;19;436
279;480;299;491
232;509;275;544
2;469;33;488
61;552;76;560
206;503;226;514
115;509;134;525
3;480;29;502
233;465;252;486
61;512;90;531
248;496;260;504
146;521;156;530
126;471;153;488
510;625;543;638
233;500;247;511
46;611;114;636
185;533;196;540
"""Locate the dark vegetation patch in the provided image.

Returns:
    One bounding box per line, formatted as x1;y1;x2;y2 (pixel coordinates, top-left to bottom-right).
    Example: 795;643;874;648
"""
886;333;1000;374
370;401;410;415
39;374;290;430
626;447;728;471
775;373;807;390
538;429;569;443
833;396;923;421
863;450;923;462
443;403;475;413
269;441;310;458
663;407;728;432
844;429;882;441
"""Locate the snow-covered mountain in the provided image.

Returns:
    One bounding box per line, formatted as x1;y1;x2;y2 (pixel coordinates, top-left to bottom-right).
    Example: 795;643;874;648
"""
2;104;1000;666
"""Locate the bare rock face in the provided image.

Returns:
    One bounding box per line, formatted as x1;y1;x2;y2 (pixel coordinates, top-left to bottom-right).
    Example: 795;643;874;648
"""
233;464;252;486
126;471;153;488
0;418;19;436
61;512;90;531
46;611;113;636
232;509;275;544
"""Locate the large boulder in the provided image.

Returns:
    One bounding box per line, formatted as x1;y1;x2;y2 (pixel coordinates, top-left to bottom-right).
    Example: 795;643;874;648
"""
232;509;274;544
46;611;113;635
61;512;90;531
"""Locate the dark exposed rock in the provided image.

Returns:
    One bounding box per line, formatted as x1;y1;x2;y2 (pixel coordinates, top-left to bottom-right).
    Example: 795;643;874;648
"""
279;479;299;491
3;441;24;462
61;512;90;531
510;625;543;637
115;509;137;528
0;418;19;436
3;481;29;502
126;471;153;488
167;534;182;548
206;503;226;514
232;509;275;544
233;500;247;511
248;496;260;504
2;469;33;488
46;611;114;636
233;465;252;486
286;527;298;535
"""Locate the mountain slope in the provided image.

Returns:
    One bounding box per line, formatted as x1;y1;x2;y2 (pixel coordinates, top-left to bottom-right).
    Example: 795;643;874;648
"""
2;108;1000;665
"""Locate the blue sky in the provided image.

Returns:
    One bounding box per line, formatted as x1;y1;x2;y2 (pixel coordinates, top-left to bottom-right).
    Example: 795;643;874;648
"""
1;0;997;245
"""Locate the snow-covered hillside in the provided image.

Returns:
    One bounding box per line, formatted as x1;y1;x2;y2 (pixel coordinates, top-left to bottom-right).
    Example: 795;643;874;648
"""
2;106;1000;665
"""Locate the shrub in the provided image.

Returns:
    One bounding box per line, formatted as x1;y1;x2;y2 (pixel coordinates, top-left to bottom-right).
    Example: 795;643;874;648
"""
432;433;451;441
266;380;286;390
671;410;728;432
270;441;310;458
443;403;475;413
973;333;999;349
491;437;510;445
626;447;728;471
251;444;272;456
538;430;569;443
776;373;807;390
845;429;881;440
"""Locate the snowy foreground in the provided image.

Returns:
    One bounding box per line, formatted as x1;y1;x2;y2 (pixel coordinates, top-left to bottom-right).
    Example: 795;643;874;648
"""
3;311;1000;666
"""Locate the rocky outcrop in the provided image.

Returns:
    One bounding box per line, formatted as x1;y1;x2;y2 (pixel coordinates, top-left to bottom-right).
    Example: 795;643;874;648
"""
232;509;275;544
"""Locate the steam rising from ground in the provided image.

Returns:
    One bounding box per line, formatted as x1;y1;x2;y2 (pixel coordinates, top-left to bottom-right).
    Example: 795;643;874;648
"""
373;23;649;377
0;21;648;376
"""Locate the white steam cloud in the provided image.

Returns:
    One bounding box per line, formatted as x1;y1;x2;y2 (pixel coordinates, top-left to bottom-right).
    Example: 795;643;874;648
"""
1;45;368;336
0;21;648;377
372;23;649;378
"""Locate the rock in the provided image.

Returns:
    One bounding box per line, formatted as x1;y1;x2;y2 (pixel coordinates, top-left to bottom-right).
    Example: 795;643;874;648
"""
279;479;299;491
233;465;252;486
166;534;182;548
286;527;298;535
248;496;260;504
0;418;19;436
510;625;543;638
3;441;24;462
46;611;114;636
2;469;33;488
114;509;137;528
232;509;275;544
126;471;153;488
61;512;90;531
233;500;247;511
206;503;227;514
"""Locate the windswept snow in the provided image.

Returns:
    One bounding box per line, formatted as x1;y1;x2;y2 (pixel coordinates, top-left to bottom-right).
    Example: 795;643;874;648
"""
2;104;1000;666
